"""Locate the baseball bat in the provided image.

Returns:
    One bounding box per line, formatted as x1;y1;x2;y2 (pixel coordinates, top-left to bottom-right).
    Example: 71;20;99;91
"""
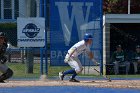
94;68;111;82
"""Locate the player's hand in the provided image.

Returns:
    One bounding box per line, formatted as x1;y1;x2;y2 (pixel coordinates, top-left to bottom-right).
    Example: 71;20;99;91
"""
92;59;100;66
94;61;100;66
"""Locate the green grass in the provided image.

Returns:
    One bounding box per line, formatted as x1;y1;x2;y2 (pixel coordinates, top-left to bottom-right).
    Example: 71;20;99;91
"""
7;63;71;79
8;63;40;78
48;65;71;76
7;63;140;79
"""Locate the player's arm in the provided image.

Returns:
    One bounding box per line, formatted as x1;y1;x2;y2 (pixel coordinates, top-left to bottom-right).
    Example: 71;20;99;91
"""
110;52;116;63
87;51;99;65
87;51;93;59
85;46;99;65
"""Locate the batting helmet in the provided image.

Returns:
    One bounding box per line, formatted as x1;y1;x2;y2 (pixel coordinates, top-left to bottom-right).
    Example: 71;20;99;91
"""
84;33;93;42
0;32;6;37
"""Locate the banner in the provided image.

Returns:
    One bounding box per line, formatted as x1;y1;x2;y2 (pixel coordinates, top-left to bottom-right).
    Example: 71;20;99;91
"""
17;18;45;47
50;0;103;66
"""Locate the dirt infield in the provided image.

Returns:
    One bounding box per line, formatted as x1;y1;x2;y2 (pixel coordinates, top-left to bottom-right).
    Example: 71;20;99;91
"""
0;80;140;89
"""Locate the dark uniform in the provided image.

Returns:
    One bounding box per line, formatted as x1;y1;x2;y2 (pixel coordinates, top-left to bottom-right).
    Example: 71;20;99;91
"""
0;32;13;83
111;51;126;62
132;45;140;74
110;45;130;74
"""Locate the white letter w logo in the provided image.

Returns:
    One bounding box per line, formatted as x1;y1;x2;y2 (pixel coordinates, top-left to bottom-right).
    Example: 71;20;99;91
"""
55;2;93;46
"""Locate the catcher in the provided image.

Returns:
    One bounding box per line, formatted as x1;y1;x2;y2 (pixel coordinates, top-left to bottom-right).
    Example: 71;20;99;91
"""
59;33;99;82
0;32;13;83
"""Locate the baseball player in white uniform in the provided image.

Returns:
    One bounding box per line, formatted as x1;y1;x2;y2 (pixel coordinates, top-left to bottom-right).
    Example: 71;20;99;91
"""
59;33;99;82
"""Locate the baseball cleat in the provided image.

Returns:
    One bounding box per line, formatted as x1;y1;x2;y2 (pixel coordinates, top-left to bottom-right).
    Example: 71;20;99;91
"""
0;80;5;83
108;79;112;82
59;72;64;80
69;78;80;82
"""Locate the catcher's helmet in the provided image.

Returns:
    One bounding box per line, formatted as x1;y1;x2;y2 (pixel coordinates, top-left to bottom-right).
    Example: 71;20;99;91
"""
84;33;93;42
0;32;6;37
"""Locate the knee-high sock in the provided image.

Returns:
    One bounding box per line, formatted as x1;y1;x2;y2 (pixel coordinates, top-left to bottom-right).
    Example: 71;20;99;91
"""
71;71;77;79
63;69;77;79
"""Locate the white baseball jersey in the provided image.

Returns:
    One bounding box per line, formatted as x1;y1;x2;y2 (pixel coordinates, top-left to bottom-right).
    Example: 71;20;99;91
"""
68;40;90;57
64;40;91;73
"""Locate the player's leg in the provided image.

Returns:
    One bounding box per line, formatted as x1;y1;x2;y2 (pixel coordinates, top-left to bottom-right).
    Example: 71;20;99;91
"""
59;60;77;81
59;68;76;81
133;62;138;74
68;58;82;82
0;64;13;83
59;61;78;81
125;61;130;74
114;61;119;75
0;68;13;82
59;57;82;82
